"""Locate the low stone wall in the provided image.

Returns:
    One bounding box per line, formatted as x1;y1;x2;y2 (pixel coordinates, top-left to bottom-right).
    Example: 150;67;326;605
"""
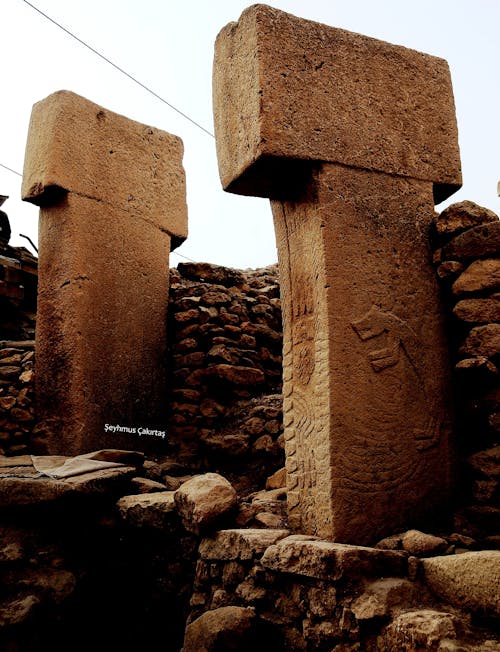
0;454;198;651
0;341;35;456
183;528;499;651
432;201;499;542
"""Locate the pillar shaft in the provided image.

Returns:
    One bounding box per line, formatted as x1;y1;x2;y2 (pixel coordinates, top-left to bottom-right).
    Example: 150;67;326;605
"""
273;164;453;543
22;91;187;455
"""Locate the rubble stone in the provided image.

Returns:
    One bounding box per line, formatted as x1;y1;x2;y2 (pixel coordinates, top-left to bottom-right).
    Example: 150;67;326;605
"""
422;551;500;617
452;259;500;295
116;491;177;528
174;473;238;534
433;201;499;239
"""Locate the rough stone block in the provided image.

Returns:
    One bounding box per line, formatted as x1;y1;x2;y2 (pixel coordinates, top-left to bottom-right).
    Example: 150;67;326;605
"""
174;473;238;534
433;201;499;240
116;491;177;529
213;4;461;201
452;259;500;295
260;535;408;580
443;221;500;261
199;528;290;561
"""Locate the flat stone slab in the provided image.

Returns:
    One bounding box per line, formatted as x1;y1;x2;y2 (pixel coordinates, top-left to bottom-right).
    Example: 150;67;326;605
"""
199;528;290;561
22;90;187;241
422;551;500;617
0;455;136;507
214;4;461;201
260;535;408;580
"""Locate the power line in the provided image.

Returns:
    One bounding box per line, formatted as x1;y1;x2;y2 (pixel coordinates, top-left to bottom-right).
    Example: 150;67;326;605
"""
0;162;198;261
21;0;215;139
171;250;196;263
0;163;22;177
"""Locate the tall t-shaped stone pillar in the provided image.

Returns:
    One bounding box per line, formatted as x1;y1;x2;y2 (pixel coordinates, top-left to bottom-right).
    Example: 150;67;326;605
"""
213;5;462;544
22;91;187;455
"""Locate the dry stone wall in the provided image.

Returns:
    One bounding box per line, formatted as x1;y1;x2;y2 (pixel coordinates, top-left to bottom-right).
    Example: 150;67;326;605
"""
432;201;499;543
0;340;35;457
166;262;284;491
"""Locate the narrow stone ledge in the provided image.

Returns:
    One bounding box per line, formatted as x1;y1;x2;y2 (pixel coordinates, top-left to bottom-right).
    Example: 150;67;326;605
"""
260;535;408;580
199;528;290;561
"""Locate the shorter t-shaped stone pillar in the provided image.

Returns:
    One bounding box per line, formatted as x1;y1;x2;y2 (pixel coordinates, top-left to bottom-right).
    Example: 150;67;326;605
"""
214;5;462;544
22;91;187;455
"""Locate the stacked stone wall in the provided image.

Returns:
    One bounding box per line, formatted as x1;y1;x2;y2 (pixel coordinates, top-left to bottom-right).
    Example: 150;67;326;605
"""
166;262;284;491
0;340;35;456
432;201;499;542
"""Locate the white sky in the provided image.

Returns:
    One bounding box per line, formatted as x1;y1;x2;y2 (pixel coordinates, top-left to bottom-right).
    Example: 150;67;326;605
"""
1;0;499;268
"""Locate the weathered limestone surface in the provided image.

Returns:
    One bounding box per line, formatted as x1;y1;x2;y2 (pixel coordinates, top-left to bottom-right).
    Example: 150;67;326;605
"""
199;528;290;561
422;551;500;617
182;606;257;652
260;535;408;579
0;454;136;507
213;5;461;544
116;491;177;529
22;91;187;455
214;4;461;201
174;473;238;534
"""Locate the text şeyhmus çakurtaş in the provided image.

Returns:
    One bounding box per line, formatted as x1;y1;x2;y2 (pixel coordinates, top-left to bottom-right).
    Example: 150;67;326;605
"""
104;423;166;439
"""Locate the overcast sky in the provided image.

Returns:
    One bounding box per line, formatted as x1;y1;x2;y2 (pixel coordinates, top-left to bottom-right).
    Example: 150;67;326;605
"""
1;0;499;268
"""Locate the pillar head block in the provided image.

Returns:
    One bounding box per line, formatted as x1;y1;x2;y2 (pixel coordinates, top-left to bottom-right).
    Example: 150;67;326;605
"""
22;90;187;247
213;4;462;203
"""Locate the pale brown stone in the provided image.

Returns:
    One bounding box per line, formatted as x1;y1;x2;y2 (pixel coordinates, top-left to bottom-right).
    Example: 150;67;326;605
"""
21;91;187;455
459;324;500;360
434;201;499;240
174;473;238;534
214;5;461;202
0;462;136;507
436;260;464;281
199;528;290;561
443;221;500;261
401;529;448;557
22;90;187;244
383;610;460;651
422;551;500;617
266;467;286;490
260;535;408;579
351;578;421;620
453;295;500;323
214;6;458;545
116;491;177;528
452;259;500;295
182;606;256;652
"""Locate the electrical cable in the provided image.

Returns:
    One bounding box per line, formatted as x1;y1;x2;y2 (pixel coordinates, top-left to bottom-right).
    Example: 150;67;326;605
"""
0;163;22;177
20;0;215;138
